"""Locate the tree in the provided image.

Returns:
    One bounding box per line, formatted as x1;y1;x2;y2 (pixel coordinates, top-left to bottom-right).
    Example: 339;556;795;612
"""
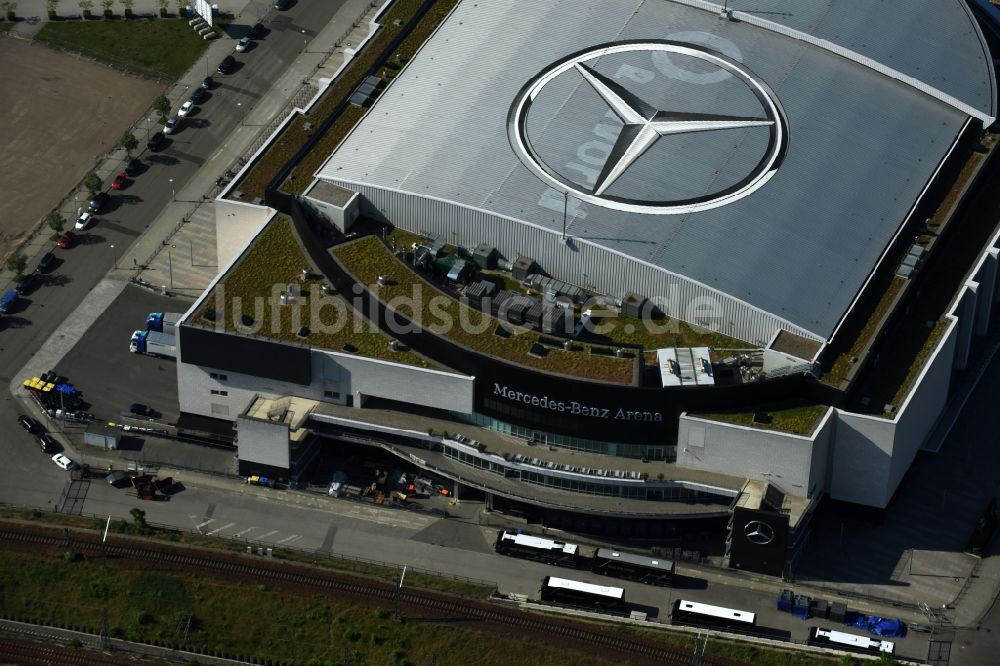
174;0;184;16
83;171;102;196
0;1;16;21
129;507;150;535
120;0;133;16
45;0;60;17
6;252;27;281
156;0;168;16
78;0;93;18
119;131;138;159
100;0;112;15
47;212;65;235
152;95;171;124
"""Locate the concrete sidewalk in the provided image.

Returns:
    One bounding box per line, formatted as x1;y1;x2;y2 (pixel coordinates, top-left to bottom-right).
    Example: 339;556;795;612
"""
131;0;381;295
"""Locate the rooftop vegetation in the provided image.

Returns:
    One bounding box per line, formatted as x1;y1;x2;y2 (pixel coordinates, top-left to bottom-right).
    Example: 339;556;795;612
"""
332;236;636;384
236;0;459;201
193;218;431;368
35;18;210;81
823;277;905;386
886;317;949;415
692;401;830;437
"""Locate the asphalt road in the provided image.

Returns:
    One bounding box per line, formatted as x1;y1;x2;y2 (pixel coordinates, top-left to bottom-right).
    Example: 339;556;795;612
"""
0;0;347;583
52;285;186;425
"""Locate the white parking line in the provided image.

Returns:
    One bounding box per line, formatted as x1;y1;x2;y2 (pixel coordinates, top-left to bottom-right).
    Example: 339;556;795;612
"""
275;534;301;545
232;526;258;538
255;530;278;541
196;519;215;529
206;522;237;536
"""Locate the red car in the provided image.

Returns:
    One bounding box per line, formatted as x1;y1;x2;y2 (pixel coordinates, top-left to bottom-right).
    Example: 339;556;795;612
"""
57;231;76;249
111;172;128;190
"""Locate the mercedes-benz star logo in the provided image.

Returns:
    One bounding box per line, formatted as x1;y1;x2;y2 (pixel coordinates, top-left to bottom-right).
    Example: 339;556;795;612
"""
744;520;775;545
508;41;789;215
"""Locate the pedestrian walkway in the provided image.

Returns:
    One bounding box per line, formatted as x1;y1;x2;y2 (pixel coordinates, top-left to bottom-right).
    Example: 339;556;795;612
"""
133;0;382;294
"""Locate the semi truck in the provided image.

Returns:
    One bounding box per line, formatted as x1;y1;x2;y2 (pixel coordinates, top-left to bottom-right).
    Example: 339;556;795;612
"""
129;330;177;359
146;311;183;333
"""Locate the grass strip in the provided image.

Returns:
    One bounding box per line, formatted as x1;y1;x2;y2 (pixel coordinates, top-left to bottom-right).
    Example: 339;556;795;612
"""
692;401;829;436
34;18;210;81
193;217;431;367
333;236;636;383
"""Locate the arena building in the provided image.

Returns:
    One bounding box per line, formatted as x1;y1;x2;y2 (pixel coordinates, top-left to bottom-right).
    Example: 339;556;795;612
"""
180;0;1000;575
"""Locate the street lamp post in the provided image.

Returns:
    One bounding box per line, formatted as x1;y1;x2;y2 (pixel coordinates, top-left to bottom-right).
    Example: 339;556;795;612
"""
169;178;175;200
110;244;117;270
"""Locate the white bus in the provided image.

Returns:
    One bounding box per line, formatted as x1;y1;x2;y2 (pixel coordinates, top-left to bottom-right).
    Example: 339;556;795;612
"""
807;627;894;655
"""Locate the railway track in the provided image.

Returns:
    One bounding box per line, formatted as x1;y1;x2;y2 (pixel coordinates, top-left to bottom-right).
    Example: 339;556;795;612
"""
0;525;736;666
0;636;127;665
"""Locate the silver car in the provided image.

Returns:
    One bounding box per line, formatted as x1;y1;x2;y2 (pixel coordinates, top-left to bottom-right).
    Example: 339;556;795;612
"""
164;115;179;135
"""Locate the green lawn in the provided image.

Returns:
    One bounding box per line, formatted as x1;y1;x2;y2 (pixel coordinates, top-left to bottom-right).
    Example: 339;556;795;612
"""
35;18;210;81
195;217;430;368
333;236;637;384
693;401;830;436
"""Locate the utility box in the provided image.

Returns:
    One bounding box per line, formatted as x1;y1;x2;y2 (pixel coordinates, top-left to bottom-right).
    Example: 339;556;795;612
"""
622;292;647;318
85;423;120;450
473;243;498;269
512;255;537;281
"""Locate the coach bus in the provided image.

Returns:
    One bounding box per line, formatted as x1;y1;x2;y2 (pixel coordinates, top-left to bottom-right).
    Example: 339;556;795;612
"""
671;599;756;632
494;530;580;568
539;576;625;612
591;548;675;586
807;627;894;655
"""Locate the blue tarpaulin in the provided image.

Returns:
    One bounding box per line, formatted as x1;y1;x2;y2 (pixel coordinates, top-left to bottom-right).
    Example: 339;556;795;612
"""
846;612;907;638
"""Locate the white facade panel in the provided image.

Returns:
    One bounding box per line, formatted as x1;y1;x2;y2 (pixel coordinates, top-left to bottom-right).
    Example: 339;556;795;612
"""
676;414;829;497
236;416;290;469
886;318;957;495
179;344;473;421
829;411;895;507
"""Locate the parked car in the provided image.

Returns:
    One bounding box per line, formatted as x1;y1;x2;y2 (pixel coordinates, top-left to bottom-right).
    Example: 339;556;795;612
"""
124;158;142;177
201;76;213;90
147;132;165;152
236;36;251;52
37;434;57;454
217;55;235;74
15;273;39;295
57;231;76;249
163;115;179;135
0;290;18;314
88;192;109;213
51;453;76;470
274;0;290;9
178;100;194;117
75;211;93;230
129;403;159;418
189;87;207;104
249;22;266;39
112;172;128;190
35;252;56;273
17;414;41;433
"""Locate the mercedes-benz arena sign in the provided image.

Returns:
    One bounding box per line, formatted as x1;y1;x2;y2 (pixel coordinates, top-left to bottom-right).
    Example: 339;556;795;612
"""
507;40;789;215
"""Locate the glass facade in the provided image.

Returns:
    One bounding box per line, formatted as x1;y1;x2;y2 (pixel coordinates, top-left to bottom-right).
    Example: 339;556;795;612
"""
455;411;677;461
442;444;720;503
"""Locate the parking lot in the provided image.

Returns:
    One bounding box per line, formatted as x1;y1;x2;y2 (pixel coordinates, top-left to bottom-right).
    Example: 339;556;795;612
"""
53;284;190;425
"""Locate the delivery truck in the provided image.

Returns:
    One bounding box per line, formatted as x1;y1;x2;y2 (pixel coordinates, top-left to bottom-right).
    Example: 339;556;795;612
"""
129;329;177;359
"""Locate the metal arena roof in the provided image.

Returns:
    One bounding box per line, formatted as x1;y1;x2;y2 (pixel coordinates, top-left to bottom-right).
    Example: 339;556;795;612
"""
317;0;995;341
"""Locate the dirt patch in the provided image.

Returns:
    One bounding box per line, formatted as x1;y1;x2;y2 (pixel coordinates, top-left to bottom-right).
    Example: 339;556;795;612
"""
0;37;163;263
